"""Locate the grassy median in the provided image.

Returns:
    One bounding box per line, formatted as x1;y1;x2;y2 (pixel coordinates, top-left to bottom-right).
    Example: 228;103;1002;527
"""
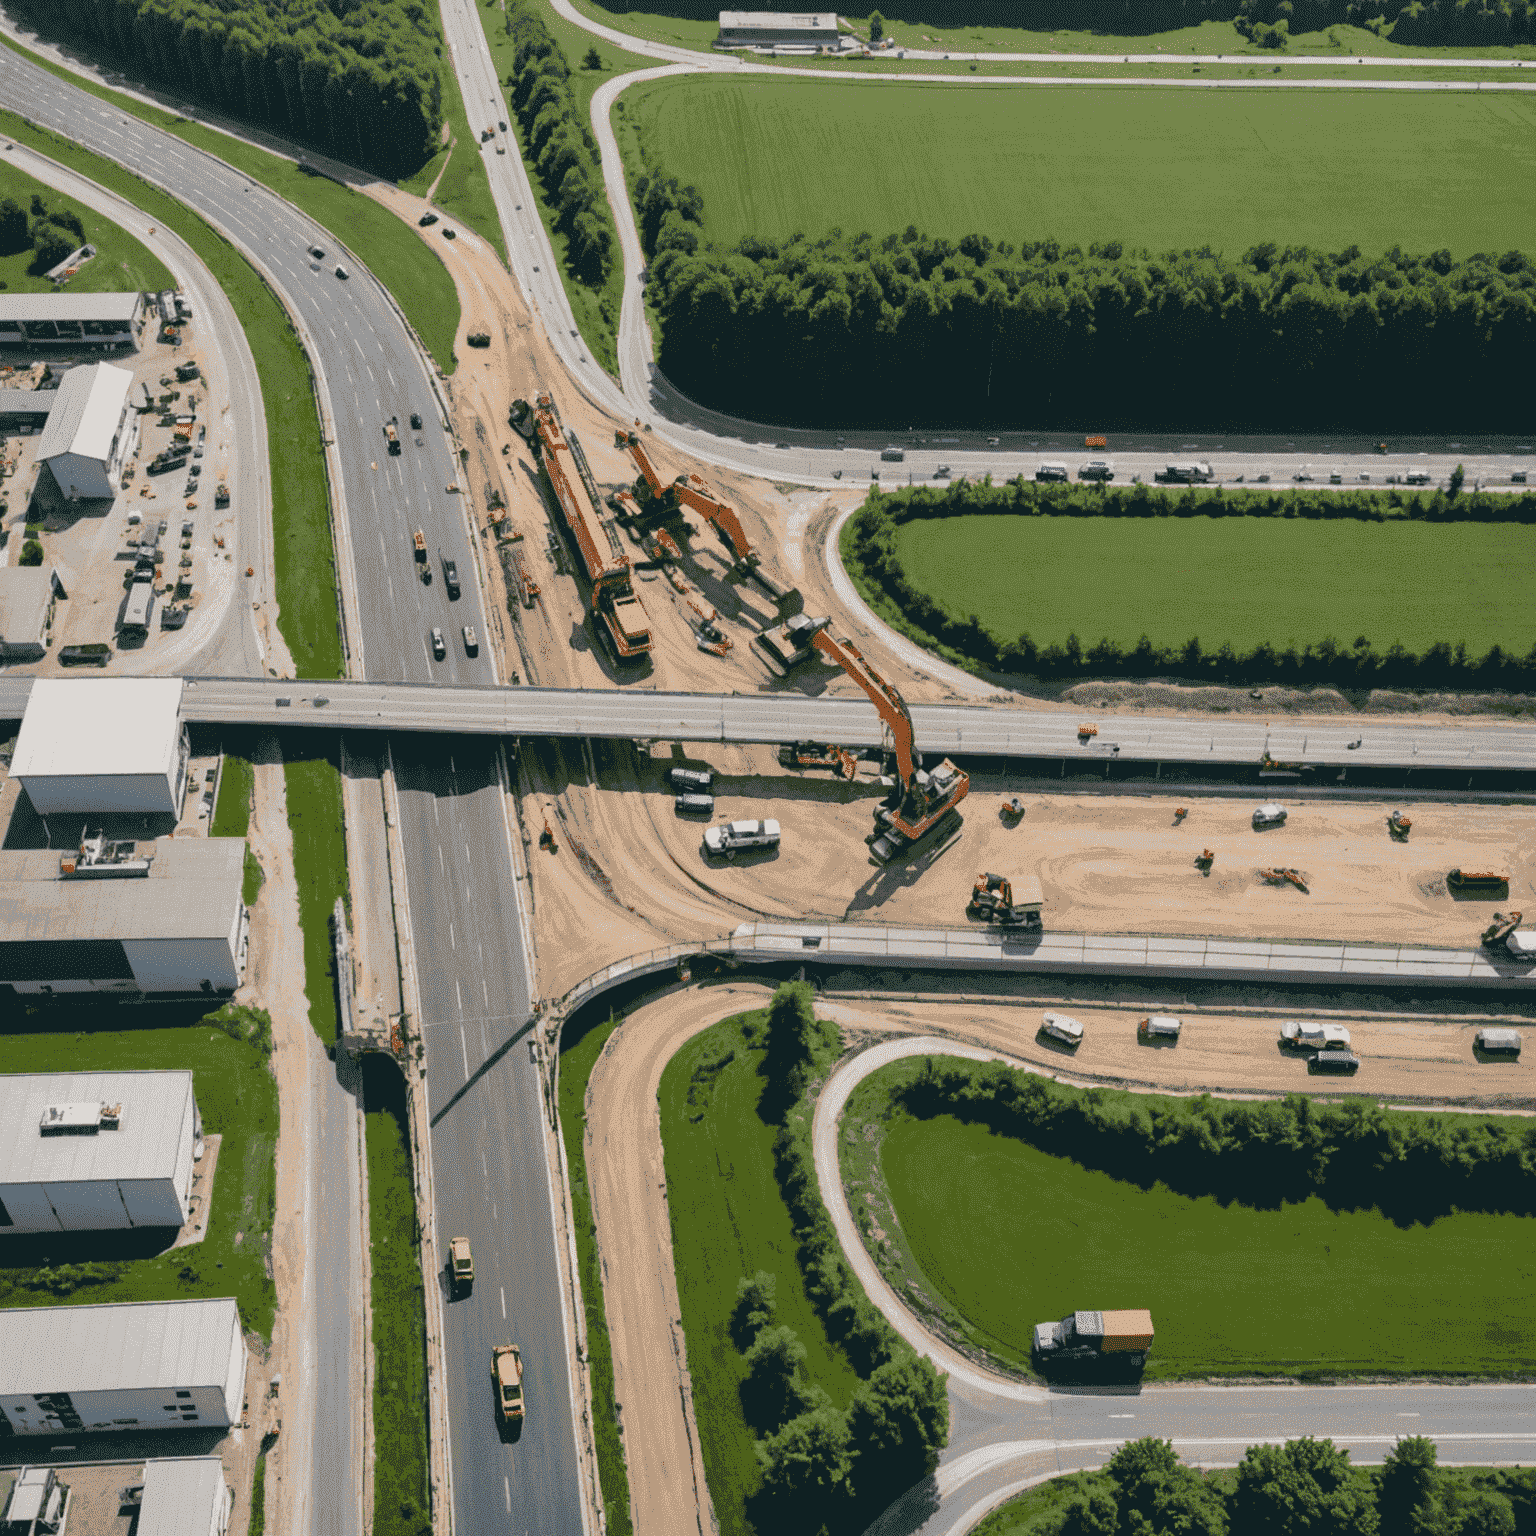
0;1004;278;1338
284;745;349;1047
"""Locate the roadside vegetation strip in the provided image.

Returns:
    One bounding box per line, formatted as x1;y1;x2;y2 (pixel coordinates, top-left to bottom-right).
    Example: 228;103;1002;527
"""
490;0;651;374
841;487;1536;692
0;160;172;291
0;35;463;373
621;75;1536;257
840;1054;1536;1381
361;1055;432;1536
0;1004;278;1338
212;754;255;838
0;112;343;680
557;1009;635;1536
284;746;350;1048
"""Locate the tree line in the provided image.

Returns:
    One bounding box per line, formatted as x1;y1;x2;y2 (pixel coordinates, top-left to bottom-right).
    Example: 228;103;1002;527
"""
890;1055;1536;1225
845;485;1536;693
979;1434;1536;1536
0;192;86;276
732;984;950;1531
17;0;442;180
505;0;615;285
647;229;1536;432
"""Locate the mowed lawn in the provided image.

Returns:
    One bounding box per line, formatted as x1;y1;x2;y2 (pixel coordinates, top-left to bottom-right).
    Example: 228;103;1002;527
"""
626;77;1536;256
891;514;1536;655
882;1114;1536;1378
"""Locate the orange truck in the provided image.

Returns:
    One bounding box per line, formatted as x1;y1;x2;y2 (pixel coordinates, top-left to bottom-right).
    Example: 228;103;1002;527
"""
1032;1309;1154;1371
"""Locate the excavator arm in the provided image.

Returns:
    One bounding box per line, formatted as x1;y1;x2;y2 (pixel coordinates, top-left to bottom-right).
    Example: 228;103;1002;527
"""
808;629;918;785
616;424;668;501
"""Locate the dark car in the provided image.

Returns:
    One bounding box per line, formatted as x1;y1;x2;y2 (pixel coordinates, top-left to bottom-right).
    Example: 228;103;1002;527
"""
308;244;325;260
418;212;439;227
668;766;714;792
675;793;715;815
442;228;457;240
410;412;423;430
443;557;460;599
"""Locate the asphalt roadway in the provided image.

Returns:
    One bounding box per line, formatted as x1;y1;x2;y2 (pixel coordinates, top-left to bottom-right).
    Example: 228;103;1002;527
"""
0;42;585;1536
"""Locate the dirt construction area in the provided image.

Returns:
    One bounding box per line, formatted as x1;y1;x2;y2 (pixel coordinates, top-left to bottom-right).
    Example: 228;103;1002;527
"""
520;740;1536;994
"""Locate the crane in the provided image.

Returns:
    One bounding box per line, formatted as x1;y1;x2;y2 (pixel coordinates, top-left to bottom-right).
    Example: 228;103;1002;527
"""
807;628;969;862
615;425;802;618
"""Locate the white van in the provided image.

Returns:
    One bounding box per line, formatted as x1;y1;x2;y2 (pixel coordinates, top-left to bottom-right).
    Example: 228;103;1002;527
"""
1281;1022;1351;1050
1041;1012;1084;1045
1253;803;1288;828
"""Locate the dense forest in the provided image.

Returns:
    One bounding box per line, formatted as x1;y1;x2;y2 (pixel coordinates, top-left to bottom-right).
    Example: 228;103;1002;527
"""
504;0;615;284
648;229;1536;432
844;482;1536;691
15;0;443;179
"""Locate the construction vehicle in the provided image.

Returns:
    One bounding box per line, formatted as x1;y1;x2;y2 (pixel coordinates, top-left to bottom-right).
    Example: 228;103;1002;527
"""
1448;868;1508;893
449;1236;474;1292
1077;722;1098;739
1481;911;1523;947
1000;796;1025;824
808;628;969;863
1033;1309;1154;1373
1138;1015;1182;1042
413;529;427;561
779;742;859;780
703;818;780;857
491;1343;525;1424
758;612;832;672
511;395;651;661
384;417;401;454
1260;867;1309;893
1476;1027;1523;1054
968;872;1043;929
1389;809;1412;839
214;482;229;508
614;424;803;618
1195;848;1215;872
1253;803;1288;828
1281;1021;1351;1050
1041;1012;1084;1045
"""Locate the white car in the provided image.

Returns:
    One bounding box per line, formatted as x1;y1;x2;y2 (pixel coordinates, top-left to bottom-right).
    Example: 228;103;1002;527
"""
1041;1012;1084;1045
703;818;780;857
1281;1022;1351;1050
1253;803;1288;828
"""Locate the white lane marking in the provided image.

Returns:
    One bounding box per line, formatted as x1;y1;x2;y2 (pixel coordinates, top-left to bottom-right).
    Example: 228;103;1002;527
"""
449;921;456;949
482;1150;488;1180
1108;1414;1135;1419
456;978;464;1014
500;1286;506;1319
459;1026;469;1079
503;1477;510;1512
1397;1412;1421;1417
465;842;472;862
438;845;445;874
432;798;439;823
482;978;490;1007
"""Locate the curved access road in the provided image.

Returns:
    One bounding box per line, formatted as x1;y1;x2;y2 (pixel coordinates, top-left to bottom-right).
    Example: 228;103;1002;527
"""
815;1031;1536;1536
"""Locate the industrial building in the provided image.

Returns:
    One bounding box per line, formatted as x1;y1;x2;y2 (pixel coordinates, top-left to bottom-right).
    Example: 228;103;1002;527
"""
139;1458;234;1536
34;361;137;501
0;565;63;661
0;1071;201;1234
717;10;842;47
0;836;248;996
0;1298;246;1435
0;386;56;433
0;292;143;349
12;677;188;815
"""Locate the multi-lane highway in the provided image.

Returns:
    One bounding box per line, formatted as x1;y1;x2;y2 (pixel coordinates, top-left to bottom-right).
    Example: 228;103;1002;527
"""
0;41;585;1536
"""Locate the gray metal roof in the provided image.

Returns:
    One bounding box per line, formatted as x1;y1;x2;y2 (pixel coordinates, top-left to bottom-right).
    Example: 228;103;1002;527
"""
0;1298;239;1395
0;1071;195;1185
12;677;184;780
719;10;837;27
0;293;142;324
0;566;56;640
139;1459;229;1536
0;838;244;944
0;388;55;417
35;362;132;464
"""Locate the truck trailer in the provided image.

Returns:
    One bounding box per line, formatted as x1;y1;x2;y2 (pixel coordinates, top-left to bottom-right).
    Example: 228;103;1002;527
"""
1033;1309;1154;1372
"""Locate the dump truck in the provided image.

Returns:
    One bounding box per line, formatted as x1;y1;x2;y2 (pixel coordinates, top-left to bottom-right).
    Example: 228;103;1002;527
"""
491;1343;525;1423
512;394;650;661
1481;911;1522;948
385;417;401;454
1033;1309;1154;1371
758;611;832;671
968;872;1043;929
1448;868;1508;892
449;1236;474;1293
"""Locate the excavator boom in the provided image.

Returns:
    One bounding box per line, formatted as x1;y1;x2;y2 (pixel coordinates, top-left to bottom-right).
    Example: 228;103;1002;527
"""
808;630;917;783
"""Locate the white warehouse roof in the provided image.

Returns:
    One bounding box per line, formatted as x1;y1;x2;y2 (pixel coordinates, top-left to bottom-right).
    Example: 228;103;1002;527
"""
139;1459;230;1536
719;11;837;27
12;677;184;781
0;294;142;324
34;361;133;464
0;1298;240;1397
0;1072;195;1186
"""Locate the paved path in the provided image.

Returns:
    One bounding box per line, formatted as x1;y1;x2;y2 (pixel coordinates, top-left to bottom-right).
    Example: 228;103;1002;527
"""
815;1034;1536;1535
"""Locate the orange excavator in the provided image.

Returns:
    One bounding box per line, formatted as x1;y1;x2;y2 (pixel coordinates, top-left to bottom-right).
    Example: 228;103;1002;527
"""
807;628;969;862
512;395;651;662
615;424;802;619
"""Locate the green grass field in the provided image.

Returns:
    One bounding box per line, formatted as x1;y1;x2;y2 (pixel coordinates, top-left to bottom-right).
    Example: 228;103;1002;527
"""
0;162;172;293
661;1012;862;1534
362;1056;431;1536
623;76;1536;256
876;1109;1536;1378
559;1011;634;1536
284;749;349;1046
0;1008;278;1337
212;754;254;839
890;514;1536;656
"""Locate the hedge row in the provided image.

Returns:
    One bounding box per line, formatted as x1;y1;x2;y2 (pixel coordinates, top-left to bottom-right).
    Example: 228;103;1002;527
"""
505;1;615;284
845;485;1536;692
894;1057;1536;1224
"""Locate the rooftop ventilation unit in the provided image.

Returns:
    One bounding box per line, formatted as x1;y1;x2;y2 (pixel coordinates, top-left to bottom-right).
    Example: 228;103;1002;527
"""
59;832;154;879
39;1101;124;1135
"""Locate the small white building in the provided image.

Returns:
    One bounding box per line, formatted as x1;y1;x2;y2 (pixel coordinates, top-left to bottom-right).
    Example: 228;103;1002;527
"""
0;1298;246;1435
13;677;188;815
139;1458;234;1536
717;10;840;46
0;1071;201;1234
35;361;137;501
0;565;62;661
0;836;248;996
